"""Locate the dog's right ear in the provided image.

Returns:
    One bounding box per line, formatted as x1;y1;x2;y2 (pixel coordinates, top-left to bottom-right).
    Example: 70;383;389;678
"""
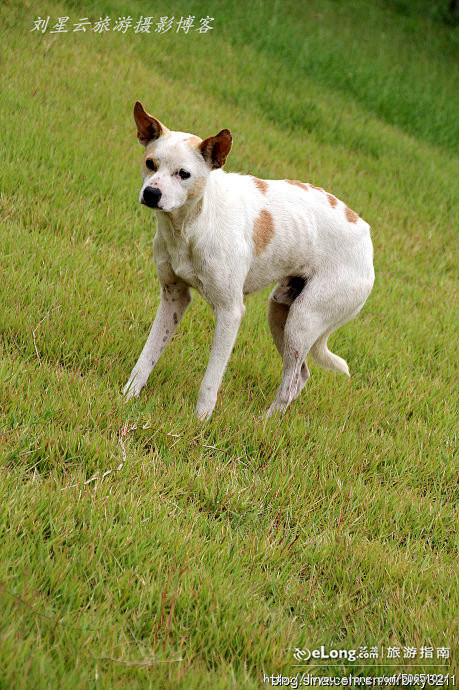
199;129;232;169
134;101;168;145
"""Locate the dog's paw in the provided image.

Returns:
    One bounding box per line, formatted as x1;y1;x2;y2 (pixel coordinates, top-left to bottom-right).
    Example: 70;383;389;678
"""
195;388;217;421
194;406;213;422
265;401;287;419
123;373;146;401
194;399;215;421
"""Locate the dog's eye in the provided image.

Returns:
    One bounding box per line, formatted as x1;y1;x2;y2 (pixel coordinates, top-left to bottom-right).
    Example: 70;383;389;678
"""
145;159;156;171
178;169;191;180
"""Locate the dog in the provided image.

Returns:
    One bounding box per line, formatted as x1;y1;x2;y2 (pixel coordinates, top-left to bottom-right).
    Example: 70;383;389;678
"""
124;101;375;419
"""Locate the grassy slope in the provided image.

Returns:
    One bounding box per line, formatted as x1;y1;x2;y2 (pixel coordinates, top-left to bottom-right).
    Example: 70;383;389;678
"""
0;0;457;687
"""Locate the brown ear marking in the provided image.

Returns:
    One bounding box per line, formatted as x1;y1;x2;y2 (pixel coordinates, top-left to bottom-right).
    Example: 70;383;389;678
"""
199;129;232;169
134;101;168;145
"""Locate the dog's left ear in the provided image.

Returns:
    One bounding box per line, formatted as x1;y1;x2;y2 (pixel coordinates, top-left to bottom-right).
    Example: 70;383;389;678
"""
199;129;232;169
134;101;168;145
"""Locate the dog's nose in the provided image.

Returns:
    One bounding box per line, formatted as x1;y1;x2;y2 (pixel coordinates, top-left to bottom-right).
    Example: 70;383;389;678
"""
142;186;162;208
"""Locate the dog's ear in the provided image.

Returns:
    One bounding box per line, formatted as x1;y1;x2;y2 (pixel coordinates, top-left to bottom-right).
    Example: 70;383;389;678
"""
199;129;232;169
134;101;168;145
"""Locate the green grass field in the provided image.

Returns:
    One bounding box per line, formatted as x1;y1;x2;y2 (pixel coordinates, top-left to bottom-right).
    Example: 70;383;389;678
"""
0;1;458;687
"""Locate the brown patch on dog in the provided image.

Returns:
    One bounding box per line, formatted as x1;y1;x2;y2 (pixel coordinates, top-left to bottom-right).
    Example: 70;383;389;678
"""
327;193;338;208
253;177;268;194
187;177;206;200
184;135;202;145
345;205;359;223
309;184;324;193
143;155;158;172
286;179;309;191
253;209;275;256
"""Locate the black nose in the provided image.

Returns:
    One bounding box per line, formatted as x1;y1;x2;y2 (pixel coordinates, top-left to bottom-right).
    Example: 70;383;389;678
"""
142;186;162;208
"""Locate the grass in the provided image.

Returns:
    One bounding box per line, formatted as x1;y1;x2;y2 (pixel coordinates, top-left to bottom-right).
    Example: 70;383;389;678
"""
0;0;458;687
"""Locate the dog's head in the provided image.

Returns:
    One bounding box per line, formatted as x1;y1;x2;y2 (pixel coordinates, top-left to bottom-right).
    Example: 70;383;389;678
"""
134;101;232;213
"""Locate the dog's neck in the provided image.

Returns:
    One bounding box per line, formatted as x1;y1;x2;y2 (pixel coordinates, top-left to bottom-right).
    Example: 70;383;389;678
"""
158;169;228;236
161;177;212;234
165;200;202;235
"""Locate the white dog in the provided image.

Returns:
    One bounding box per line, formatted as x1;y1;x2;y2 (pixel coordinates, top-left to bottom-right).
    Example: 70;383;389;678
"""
124;101;375;419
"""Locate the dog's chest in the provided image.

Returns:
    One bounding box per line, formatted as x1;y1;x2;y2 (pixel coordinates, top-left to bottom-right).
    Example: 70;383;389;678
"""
163;232;201;290
171;251;200;289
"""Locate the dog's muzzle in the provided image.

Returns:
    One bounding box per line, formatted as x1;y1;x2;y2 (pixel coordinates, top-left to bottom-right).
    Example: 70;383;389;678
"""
141;186;162;209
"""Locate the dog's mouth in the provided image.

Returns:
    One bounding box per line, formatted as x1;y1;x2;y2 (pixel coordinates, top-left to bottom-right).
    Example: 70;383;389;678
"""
141;199;162;210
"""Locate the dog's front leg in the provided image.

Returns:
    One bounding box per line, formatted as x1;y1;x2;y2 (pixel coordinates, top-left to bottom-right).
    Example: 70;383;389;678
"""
195;302;245;420
124;283;191;400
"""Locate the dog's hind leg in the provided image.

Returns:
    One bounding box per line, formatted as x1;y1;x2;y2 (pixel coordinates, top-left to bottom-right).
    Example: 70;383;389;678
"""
267;277;310;402
266;270;369;417
267;296;288;357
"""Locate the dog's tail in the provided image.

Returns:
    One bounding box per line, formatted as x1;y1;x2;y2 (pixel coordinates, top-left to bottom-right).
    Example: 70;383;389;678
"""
309;335;350;376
